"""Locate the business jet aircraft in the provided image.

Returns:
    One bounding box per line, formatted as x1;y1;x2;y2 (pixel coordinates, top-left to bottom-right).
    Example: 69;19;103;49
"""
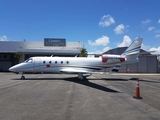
9;37;143;80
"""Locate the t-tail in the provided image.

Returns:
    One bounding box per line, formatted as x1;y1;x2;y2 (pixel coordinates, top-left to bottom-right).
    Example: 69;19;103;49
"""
121;37;143;63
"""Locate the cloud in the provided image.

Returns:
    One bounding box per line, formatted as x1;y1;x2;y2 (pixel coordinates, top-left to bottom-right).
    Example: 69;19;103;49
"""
117;35;132;47
103;46;110;52
141;19;151;25
148;26;155;31
142;43;160;54
149;47;159;51
0;35;8;41
141;43;150;51
141;44;160;54
149;47;160;54
88;46;111;54
88;35;110;46
155;34;160;38
99;15;115;27
114;24;128;34
158;19;160;24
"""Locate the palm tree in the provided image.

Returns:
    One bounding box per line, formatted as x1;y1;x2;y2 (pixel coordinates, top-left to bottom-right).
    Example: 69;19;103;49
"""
80;48;88;57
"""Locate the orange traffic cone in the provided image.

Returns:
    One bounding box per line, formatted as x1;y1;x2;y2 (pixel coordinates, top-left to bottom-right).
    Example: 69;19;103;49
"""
133;78;142;99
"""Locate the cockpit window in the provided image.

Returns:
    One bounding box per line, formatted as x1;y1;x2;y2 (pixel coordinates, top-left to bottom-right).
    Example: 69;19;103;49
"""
25;58;33;63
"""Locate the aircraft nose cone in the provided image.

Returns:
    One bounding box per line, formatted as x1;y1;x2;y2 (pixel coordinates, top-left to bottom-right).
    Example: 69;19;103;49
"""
9;66;15;72
9;66;18;72
9;63;24;72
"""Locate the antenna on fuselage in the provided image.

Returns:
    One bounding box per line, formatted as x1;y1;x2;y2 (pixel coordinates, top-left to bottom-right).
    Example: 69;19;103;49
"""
50;55;54;57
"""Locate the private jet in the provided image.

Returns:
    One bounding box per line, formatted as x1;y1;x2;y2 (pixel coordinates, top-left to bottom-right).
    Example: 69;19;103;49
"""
9;37;143;80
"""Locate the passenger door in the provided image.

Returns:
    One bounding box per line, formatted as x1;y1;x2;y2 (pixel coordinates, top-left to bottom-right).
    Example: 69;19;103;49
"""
34;58;41;71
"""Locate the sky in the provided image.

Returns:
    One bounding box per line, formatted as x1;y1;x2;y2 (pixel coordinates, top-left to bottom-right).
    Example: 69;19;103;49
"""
0;0;160;54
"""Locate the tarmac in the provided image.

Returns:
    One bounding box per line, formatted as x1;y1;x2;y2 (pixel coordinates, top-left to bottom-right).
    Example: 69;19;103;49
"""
0;72;160;120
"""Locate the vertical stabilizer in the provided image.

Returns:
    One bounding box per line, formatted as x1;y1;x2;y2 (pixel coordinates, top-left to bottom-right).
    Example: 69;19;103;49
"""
122;37;143;56
122;37;143;63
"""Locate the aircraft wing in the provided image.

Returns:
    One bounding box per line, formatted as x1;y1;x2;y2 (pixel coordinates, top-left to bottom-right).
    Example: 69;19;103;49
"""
60;64;121;74
60;67;95;74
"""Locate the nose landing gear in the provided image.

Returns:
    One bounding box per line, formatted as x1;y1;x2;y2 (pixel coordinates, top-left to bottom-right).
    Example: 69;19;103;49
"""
20;72;25;79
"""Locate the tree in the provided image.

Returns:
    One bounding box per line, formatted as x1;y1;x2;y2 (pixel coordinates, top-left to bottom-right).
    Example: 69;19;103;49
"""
14;52;23;63
14;52;23;59
80;48;88;57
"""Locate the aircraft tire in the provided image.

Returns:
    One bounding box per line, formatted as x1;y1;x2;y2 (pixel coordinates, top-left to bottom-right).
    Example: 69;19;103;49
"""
21;76;25;80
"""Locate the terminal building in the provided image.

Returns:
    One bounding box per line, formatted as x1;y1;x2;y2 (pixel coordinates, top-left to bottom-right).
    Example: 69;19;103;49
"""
0;38;83;71
0;38;159;73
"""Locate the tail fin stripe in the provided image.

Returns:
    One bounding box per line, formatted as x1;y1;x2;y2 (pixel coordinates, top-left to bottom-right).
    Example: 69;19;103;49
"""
124;47;141;54
123;48;141;55
125;46;141;53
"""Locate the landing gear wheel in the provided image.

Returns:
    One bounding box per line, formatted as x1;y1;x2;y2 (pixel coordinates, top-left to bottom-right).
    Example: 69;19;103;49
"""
21;76;25;80
78;73;84;80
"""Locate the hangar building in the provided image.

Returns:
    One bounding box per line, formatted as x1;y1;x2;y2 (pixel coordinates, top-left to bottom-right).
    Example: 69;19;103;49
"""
0;38;83;71
103;47;160;73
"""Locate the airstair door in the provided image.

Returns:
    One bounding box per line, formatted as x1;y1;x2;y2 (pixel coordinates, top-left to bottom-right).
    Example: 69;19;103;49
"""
34;58;41;70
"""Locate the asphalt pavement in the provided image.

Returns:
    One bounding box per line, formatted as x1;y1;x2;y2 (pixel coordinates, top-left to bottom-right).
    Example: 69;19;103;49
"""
0;72;160;120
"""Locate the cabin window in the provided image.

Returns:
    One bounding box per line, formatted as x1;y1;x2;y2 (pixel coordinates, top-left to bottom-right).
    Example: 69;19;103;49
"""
55;61;57;64
66;61;69;64
49;61;52;64
61;61;63;64
25;58;33;63
43;61;46;64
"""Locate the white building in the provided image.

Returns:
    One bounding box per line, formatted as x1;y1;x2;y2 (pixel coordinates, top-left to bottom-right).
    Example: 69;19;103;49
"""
0;38;83;71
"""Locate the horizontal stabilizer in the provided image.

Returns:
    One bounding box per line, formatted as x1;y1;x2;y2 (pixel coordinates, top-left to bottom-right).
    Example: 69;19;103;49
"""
109;64;121;74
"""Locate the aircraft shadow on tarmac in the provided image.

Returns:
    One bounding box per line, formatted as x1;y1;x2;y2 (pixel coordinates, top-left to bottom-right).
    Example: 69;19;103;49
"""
12;75;120;93
65;77;120;93
88;78;128;81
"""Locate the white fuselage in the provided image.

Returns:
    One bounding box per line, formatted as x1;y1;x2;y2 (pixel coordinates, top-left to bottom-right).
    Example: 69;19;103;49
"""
9;54;127;73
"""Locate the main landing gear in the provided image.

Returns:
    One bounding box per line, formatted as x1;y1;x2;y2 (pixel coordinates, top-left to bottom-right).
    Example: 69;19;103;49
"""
78;73;84;80
21;76;25;80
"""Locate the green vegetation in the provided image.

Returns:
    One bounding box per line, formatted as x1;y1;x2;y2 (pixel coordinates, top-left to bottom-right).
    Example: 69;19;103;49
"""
14;52;23;59
80;48;88;57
